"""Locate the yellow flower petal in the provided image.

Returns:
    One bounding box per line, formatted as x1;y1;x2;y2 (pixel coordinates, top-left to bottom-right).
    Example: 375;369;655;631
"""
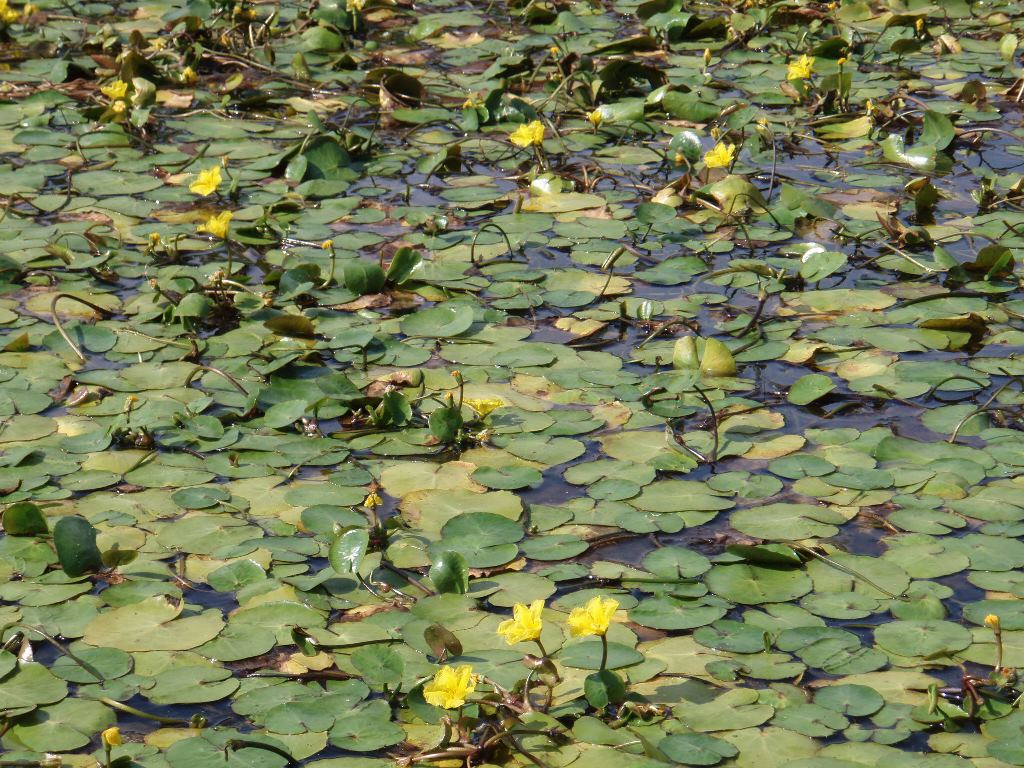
422;665;475;709
566;595;618;637
787;54;815;81
189;165;223;196
100;80;129;100
464;397;504;418
497;600;544;645
510;120;545;148
703;142;735;169
198;210;233;239
101;727;122;747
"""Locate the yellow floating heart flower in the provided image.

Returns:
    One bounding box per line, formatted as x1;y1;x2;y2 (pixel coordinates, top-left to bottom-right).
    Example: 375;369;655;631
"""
100;80;129;100
423;665;476;709
347;0;365;11
510;120;545;148
101;727;122;747
587;110;604;128
181;66;197;86
464;398;503;418
0;0;18;23
198;210;233;239
567;595;618;637
787;54;815;81
363;491;382;508
703;142;735;169
497;600;544;644
189;165;223;196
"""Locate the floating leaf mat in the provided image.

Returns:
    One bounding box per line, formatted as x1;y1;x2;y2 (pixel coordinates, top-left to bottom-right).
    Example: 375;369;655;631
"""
2;0;1024;766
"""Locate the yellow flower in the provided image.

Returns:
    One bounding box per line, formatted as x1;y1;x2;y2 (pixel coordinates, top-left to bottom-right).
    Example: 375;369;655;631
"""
100;80;129;100
363;491;382;508
423;665;475;709
321;239;334;250
865;99;873;114
111;100;127;114
189;165;222;196
101;727;122;747
0;0;17;23
703;48;712;66
347;0;365;10
181;66;197;85
497;600;544;645
703;142;735;169
198;210;233;239
148;232;162;247
837;57;848;66
787;54;815;80
985;614;1001;630
23;3;36;18
567;595;618;637
464;397;503;418
587;109;603;128
510;120;545;148
549;46;559;57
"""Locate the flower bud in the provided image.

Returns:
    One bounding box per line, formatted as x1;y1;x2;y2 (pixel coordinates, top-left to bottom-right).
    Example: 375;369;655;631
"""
985;614;1001;630
101;727;122;747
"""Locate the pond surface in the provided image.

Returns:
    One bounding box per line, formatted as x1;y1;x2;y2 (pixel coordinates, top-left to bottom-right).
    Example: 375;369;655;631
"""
2;0;1024;767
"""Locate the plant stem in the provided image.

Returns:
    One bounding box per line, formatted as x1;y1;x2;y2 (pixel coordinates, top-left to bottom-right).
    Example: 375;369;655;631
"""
99;697;189;725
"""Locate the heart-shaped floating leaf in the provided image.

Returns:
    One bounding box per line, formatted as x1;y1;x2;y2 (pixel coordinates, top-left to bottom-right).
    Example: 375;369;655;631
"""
429;401;464;443
342;260;386;294
52;515;102;577
673;336;737;377
386;247;422;285
2;502;48;536
424;623;463;660
787;373;836;405
429;550;469;594
264;314;317;338
329;528;370;574
351;645;405;687
584;669;626;709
